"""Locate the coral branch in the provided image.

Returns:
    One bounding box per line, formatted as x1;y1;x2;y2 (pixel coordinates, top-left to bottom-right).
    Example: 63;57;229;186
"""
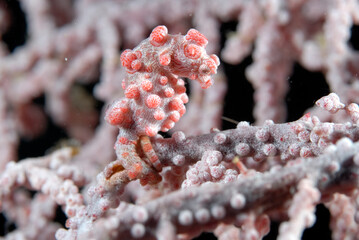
152;118;359;168
71;138;359;239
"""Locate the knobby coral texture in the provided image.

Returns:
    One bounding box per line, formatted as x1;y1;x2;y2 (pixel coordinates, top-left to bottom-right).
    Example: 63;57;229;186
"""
2;0;359;240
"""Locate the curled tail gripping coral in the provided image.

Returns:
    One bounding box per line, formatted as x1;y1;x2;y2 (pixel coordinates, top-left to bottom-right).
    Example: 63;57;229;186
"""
105;26;220;185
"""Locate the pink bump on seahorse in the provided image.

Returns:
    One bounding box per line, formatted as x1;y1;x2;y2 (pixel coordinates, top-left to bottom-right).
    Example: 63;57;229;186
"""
104;26;219;184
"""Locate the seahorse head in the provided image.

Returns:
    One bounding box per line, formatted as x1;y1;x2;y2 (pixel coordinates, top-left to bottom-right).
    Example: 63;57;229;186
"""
149;26;220;89
173;28;220;89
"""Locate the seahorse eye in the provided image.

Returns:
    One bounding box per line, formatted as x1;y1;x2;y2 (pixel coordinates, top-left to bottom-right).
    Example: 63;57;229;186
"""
199;64;211;75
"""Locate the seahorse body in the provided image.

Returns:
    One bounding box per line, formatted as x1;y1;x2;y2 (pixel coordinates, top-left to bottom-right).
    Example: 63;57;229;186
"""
105;26;219;184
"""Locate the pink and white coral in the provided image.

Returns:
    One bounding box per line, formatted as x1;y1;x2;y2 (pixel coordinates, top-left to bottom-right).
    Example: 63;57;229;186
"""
1;0;359;240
